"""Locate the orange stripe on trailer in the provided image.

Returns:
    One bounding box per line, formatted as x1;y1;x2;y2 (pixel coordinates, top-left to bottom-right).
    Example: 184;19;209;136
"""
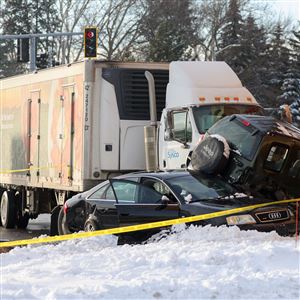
215;97;221;102
224;97;230;101
199;97;206;102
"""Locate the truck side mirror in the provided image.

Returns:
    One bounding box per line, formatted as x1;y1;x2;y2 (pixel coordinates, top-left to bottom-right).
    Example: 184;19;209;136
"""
164;111;174;141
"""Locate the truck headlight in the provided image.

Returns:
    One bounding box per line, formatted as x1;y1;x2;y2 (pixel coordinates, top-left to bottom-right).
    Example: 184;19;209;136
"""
226;214;256;225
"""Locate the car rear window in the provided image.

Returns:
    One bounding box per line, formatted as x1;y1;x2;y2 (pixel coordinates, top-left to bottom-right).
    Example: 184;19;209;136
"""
207;118;262;160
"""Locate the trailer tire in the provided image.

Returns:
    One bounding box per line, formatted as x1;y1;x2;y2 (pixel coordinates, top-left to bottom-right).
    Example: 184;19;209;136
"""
16;213;29;229
0;191;16;228
191;135;230;175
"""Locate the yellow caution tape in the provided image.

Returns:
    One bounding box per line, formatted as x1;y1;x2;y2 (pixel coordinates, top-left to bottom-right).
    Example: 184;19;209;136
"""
0;165;55;174
1;197;300;248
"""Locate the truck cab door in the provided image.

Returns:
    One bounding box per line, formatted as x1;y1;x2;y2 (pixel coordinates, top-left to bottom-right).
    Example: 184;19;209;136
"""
160;109;193;170
110;179;180;227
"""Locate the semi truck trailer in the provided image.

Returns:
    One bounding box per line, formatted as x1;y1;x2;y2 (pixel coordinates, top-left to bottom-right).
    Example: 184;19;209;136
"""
0;60;262;234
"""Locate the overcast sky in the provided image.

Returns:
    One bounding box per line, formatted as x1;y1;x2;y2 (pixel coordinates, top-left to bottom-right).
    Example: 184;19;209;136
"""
252;0;300;20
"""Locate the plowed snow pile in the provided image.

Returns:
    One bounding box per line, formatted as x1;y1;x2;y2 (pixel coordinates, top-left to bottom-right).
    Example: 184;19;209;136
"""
1;225;299;299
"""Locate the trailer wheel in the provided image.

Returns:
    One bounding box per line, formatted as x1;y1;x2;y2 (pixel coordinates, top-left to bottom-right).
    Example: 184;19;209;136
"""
0;191;16;228
15;213;29;229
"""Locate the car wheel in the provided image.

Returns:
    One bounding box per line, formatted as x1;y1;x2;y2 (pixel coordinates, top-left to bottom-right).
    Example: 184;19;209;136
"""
84;218;101;232
58;206;72;235
191;134;230;175
0;191;16;228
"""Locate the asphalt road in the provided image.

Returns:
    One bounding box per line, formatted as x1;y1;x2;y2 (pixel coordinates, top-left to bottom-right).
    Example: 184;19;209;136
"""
0;214;51;242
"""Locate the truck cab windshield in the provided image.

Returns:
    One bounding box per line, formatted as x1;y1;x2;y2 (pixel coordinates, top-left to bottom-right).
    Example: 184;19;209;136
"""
192;104;263;133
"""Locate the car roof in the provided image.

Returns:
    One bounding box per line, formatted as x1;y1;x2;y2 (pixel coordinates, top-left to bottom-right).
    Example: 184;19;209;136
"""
225;114;300;141
116;170;190;180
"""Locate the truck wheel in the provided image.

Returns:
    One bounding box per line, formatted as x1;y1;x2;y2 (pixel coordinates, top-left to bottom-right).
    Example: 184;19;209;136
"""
15;213;29;229
0;191;16;228
190;134;230;175
84;218;100;232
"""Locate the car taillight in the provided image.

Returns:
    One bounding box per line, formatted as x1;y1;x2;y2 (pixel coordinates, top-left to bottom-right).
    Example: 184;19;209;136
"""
63;202;68;214
241;119;250;127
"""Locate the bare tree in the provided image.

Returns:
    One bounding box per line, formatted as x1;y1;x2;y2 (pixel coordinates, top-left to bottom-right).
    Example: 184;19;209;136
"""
54;0;143;63
190;0;228;61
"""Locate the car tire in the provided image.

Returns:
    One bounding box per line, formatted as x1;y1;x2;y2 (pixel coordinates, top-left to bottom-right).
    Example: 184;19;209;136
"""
191;134;230;175
57;206;72;235
84;218;101;232
0;191;16;228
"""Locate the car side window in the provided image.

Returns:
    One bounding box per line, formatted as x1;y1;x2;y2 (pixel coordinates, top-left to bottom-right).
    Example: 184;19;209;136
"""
89;183;116;200
264;144;289;172
111;180;163;204
141;178;178;203
288;150;300;179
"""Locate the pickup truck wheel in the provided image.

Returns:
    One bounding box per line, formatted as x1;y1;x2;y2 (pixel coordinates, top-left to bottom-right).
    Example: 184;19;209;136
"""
191;134;230;175
0;191;16;228
84;218;101;232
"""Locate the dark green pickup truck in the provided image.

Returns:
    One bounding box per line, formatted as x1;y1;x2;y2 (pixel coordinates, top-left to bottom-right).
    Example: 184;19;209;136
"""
191;114;300;200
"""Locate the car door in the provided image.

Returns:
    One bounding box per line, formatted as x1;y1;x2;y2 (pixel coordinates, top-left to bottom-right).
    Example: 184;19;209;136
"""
111;179;180;227
87;182;119;228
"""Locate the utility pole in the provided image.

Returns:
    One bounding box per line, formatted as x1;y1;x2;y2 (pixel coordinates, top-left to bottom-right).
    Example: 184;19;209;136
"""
0;32;83;71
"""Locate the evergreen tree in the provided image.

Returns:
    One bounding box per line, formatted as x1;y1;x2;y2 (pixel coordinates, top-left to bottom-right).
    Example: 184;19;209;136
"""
238;15;269;107
0;0;60;77
216;0;244;73
264;23;291;107
278;26;300;127
139;0;196;61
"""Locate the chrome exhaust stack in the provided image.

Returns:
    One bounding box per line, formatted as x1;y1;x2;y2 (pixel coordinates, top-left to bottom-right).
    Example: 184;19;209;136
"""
144;71;158;172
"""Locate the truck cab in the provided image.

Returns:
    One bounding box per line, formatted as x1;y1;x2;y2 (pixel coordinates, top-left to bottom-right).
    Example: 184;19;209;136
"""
158;61;263;170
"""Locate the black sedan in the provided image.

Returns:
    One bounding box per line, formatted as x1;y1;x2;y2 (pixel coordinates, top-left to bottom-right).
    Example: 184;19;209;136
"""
59;171;298;240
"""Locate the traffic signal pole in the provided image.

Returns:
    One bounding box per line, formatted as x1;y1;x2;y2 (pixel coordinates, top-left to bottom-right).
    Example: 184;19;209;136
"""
0;32;83;71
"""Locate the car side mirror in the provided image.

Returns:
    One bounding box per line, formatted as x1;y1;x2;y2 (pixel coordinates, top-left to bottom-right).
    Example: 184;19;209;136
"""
161;195;170;205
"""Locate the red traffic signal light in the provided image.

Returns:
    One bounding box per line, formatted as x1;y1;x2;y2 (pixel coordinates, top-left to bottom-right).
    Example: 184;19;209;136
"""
84;27;98;58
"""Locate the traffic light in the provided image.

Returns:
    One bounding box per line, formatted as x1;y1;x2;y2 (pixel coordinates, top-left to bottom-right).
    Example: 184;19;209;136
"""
84;27;98;58
17;38;29;62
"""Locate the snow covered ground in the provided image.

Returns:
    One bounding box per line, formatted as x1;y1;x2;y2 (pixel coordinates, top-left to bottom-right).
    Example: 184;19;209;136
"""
1;225;299;300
